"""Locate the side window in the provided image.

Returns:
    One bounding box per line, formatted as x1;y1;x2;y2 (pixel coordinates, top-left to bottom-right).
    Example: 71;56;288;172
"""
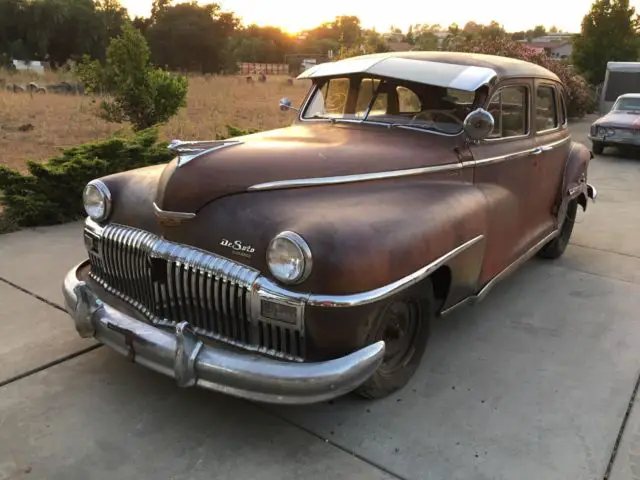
305;78;350;118
486;86;528;139
397;86;421;113
558;90;568;126
536;85;559;131
355;78;388;118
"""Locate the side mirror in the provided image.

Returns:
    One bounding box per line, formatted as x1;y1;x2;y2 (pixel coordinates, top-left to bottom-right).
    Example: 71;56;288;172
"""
279;97;298;112
463;108;495;141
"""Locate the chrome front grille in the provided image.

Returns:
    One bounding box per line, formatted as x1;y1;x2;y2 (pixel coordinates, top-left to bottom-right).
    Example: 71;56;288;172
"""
86;223;305;361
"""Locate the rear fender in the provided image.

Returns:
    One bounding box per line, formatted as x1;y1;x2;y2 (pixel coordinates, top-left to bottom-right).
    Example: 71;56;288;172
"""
559;141;594;217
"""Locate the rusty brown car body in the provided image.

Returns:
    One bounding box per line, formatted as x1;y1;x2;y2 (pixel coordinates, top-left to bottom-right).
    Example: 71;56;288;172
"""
62;52;597;404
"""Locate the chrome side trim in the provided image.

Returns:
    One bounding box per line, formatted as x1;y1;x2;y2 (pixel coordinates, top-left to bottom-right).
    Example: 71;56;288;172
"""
248;163;463;191
441;229;559;316
153;202;196;220
474;136;570;167
168;139;243;167
247;137;571;191
254;235;484;308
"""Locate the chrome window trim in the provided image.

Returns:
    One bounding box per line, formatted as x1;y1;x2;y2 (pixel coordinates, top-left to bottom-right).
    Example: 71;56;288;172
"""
247;136;571;191
297;77;465;138
484;83;531;143
558;88;569;129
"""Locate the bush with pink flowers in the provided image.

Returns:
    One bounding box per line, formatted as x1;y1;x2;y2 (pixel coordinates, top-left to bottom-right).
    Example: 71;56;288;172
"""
445;35;596;118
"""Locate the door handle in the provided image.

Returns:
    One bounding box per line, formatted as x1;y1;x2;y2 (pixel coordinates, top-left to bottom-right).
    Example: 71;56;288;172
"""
531;147;543;155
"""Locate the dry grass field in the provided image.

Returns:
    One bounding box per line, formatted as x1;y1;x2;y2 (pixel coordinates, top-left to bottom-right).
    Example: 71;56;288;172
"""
0;73;309;172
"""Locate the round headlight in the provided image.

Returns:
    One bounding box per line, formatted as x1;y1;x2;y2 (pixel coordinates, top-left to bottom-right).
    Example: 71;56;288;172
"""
82;180;111;221
266;231;312;284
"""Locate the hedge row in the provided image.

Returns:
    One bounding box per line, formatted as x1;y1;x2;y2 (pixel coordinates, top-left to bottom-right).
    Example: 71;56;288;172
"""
0;125;256;229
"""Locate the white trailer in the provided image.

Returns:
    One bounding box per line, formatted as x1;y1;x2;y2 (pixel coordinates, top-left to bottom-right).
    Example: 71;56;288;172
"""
600;61;640;114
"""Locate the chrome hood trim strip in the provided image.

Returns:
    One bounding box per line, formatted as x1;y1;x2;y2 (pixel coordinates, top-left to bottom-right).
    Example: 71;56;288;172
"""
248;163;463;191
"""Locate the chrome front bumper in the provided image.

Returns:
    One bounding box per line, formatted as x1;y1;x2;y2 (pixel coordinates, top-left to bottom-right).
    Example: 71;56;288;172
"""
62;261;385;405
588;134;640;146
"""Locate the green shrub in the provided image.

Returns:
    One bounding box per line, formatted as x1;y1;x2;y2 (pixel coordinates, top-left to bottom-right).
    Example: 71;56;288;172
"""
0;125;258;229
75;24;189;131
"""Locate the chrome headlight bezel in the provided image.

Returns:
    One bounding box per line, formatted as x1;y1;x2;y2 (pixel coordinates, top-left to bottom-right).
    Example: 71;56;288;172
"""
82;179;112;222
266;231;313;285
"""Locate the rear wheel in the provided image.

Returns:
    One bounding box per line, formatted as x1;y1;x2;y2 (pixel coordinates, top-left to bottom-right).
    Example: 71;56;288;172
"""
592;141;604;155
355;283;434;400
537;197;578;260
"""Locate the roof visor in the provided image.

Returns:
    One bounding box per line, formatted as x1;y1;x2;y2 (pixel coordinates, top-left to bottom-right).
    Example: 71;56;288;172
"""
297;56;498;92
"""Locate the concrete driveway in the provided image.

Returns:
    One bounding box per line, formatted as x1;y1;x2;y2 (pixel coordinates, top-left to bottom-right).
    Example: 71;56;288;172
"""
1;118;640;480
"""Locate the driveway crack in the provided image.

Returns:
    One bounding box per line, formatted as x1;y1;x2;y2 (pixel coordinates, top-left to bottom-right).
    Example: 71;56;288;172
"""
255;404;409;480
0;275;66;313
603;369;640;479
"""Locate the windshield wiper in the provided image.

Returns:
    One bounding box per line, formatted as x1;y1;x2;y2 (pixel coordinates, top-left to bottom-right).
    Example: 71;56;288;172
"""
308;114;339;123
386;122;439;132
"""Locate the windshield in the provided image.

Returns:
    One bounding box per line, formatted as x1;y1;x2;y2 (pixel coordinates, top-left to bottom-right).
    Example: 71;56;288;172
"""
613;97;640;112
302;75;478;135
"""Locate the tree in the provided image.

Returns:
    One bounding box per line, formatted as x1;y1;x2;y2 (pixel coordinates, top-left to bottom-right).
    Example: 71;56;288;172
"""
442;21;508;50
406;25;415;45
231;24;296;63
332;16;362;49
410;24;441;51
572;0;640;85
0;0;127;66
145;2;239;74
531;25;547;38
76;24;188;131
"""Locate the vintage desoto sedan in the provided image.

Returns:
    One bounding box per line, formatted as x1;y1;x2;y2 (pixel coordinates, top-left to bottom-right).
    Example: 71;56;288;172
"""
589;92;640;154
62;52;597;404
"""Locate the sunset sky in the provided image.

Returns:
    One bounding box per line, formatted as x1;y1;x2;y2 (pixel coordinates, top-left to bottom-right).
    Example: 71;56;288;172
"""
120;0;640;34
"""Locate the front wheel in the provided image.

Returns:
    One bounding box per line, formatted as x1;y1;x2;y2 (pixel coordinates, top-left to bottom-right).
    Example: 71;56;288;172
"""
355;283;434;400
537;198;578;260
592;141;604;155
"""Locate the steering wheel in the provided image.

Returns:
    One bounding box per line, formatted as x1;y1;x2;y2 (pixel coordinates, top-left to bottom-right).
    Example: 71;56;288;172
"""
411;110;464;126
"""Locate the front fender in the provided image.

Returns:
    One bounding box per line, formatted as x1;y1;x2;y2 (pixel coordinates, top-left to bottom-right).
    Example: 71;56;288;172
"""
169;177;489;298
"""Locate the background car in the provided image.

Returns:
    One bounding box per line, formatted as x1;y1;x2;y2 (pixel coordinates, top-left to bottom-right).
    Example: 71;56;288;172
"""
589;92;640;155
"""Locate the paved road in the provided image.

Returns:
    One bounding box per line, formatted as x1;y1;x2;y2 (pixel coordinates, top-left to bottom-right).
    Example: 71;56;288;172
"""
1;118;640;480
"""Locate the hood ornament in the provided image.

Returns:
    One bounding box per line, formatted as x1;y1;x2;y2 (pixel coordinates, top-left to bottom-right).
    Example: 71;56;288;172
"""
168;139;243;167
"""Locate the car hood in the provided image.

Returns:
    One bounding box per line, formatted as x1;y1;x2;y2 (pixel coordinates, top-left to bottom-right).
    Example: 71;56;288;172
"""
594;111;640;128
154;122;461;213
